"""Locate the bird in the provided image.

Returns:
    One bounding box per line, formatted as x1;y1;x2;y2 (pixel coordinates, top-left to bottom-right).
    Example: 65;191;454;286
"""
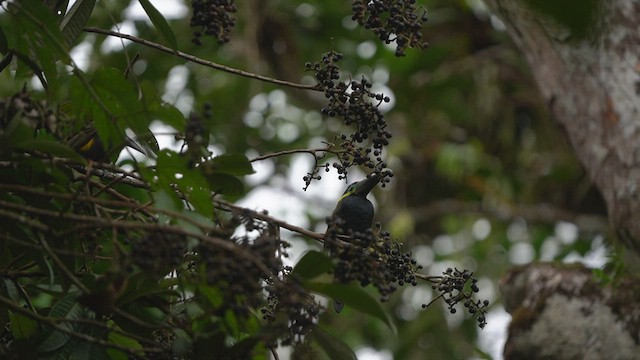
326;173;381;312
66;123;145;162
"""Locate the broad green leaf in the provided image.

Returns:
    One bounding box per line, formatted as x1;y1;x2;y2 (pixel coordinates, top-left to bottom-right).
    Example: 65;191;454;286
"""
138;0;178;51
90;68;146;130
0;25;8;53
198;284;223;308
154;149;214;215
11;1;71;64
209;154;255;176
38;295;83;353
304;281;396;333
107;330;143;360
13;139;86;163
50;0;70;19
176;211;216;235
151;189;183;214
9;311;38;339
60;0;96;47
31;38;59;90
224;310;240;338
205;173;245;197
115;273;161;306
290;251;334;280
172;329;192;355
70;324;109;360
140;80;186;133
153;103;185;133
310;324;356;360
180;174;214;216
3;278;21;301
1;103;37;145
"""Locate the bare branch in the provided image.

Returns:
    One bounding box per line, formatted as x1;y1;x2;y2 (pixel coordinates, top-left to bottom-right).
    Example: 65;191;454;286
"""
84;27;320;91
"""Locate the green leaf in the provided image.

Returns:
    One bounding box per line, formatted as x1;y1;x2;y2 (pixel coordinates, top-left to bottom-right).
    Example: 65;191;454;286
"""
291;251;334;280
209;154;255;176
138;0;178;51
107;330;143;360
198;284;223;308
204;173;245;198
310;324;356;360
154;103;186;132
151;189;183;214
0;25;8;53
304;281;396;333
116;273;161;306
70;324;109;360
224;310;240;338
12;1;71;64
9;311;38;340
49;0;71;19
3;279;21;301
154;149;215;215
140;80;186;132
60;0;97;47
13;139;86;163
38;295;83;353
32;37;59;90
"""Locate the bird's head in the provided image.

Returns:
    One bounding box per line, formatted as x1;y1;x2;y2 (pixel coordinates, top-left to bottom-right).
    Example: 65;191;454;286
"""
337;173;381;203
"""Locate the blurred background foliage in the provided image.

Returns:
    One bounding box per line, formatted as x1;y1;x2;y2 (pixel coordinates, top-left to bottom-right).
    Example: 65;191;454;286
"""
0;0;611;359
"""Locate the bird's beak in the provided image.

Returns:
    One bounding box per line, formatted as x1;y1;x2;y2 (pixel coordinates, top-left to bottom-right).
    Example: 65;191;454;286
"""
354;173;381;196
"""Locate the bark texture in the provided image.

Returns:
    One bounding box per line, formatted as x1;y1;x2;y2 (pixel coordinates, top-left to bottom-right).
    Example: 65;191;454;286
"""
482;0;640;252
501;263;640;360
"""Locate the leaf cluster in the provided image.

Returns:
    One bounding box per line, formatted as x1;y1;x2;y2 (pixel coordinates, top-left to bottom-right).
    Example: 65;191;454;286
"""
0;1;494;359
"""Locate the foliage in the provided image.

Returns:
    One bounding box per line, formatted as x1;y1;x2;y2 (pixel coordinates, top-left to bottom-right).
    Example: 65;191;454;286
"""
0;1;491;359
0;0;612;359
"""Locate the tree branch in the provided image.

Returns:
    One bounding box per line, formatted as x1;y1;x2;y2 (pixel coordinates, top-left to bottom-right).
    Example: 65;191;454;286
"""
84;27;320;91
0;295;164;356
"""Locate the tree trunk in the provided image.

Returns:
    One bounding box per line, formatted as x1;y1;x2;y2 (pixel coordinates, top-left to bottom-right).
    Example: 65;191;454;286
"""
501;263;640;360
482;0;640;252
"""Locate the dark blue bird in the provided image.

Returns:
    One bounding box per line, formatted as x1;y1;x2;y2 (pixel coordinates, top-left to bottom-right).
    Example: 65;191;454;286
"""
327;173;380;312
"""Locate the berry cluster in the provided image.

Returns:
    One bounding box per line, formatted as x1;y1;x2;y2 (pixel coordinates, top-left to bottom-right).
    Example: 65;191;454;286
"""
142;329;183;360
183;104;211;163
190;0;237;45
305;51;392;184
325;220;421;303
0;323;13;359
130;231;185;277
261;281;321;346
197;217;284;318
425;267;490;328
351;0;429;56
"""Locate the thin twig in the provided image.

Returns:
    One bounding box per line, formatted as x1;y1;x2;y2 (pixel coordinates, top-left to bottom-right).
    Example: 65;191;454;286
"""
0;208;50;231
270;346;281;360
0;295;164;355
414;273;441;282
250;147;340;162
37;236;89;293
0;198;280;283
84;27;320;91
0;234;111;260
216;199;325;241
423;293;445;309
